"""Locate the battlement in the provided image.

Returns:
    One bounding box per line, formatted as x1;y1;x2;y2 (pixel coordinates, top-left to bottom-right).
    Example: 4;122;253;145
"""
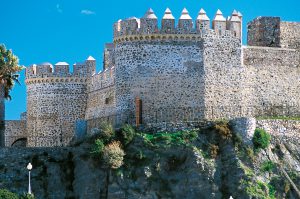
25;56;96;80
89;66;115;92
247;17;300;49
113;8;242;43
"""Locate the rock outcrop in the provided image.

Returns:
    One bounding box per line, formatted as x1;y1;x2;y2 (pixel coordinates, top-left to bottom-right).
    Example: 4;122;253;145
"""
0;119;300;199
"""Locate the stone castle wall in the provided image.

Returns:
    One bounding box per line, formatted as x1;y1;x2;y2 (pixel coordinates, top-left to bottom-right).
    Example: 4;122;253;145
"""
243;46;300;116
247;17;281;47
4;10;300;147
114;39;205;124
280;21;300;49
203;35;243;119
26;78;88;147
112;9;241;123
231;118;300;144
85;66;116;131
24;57;96;147
4;120;26;147
256;119;300;143
247;17;300;49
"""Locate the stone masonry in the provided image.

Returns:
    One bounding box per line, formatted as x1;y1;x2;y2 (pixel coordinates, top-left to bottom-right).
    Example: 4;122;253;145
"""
4;8;300;147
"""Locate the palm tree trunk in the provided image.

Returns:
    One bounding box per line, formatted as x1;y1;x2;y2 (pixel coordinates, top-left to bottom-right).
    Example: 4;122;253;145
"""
0;84;5;147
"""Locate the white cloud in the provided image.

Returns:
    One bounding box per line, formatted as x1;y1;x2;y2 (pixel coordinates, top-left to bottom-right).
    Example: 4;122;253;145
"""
56;4;63;13
81;9;96;15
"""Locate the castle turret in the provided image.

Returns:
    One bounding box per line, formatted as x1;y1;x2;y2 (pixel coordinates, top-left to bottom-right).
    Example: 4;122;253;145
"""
196;8;210;32
26;57;90;147
120;17;139;35
178;8;193;33
238;11;243;20
213;9;226;35
238;11;243;42
227;10;242;39
55;62;69;76
86;56;96;76
161;8;175;33
140;8;158;34
104;43;115;70
113;19;121;37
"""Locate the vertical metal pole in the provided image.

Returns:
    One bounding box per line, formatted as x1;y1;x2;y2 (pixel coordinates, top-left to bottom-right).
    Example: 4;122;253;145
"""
28;170;32;195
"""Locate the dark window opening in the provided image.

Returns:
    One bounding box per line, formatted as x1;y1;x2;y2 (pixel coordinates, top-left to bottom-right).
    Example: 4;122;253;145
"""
105;97;113;105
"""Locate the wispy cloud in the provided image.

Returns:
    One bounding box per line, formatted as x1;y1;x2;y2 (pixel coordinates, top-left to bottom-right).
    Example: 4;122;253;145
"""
56;4;63;13
81;9;96;15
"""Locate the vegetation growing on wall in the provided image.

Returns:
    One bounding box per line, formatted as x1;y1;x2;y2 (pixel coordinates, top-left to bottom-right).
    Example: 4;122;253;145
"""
252;128;271;151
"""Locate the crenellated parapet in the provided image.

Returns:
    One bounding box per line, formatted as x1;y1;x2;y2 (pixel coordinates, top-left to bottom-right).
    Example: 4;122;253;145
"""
88;66;115;93
25;56;96;80
113;8;242;43
25;56;95;147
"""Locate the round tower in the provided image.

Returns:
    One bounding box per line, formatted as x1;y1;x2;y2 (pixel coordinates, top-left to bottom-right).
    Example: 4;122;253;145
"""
25;57;94;147
113;8;243;124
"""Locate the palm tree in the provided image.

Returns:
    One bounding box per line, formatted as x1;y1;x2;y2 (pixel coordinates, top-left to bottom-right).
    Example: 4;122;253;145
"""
0;44;24;147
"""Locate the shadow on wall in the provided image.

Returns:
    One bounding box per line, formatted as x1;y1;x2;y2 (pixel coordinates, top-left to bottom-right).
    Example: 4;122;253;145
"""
11;138;27;147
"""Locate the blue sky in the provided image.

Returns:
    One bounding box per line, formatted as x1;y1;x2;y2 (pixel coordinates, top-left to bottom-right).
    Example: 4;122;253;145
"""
1;0;300;120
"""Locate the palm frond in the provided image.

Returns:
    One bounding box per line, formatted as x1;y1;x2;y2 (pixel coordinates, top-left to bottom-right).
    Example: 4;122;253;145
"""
0;44;24;100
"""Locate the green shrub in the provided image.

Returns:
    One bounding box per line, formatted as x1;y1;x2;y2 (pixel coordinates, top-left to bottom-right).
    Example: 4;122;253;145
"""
102;141;125;169
268;184;276;199
260;161;275;173
252;128;271;150
142;130;198;147
90;139;105;156
182;130;198;141
155;134;172;145
0;189;18;199
99;122;115;143
242;179;269;198
121;124;136;145
20;193;35;199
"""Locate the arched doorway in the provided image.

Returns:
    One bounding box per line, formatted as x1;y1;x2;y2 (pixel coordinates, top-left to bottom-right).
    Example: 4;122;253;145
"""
11;138;27;147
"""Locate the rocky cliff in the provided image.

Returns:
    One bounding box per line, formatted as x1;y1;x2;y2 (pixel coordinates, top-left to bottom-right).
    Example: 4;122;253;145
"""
0;119;299;199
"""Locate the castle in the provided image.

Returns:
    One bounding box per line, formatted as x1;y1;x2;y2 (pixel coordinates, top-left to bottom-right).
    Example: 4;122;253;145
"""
4;8;300;147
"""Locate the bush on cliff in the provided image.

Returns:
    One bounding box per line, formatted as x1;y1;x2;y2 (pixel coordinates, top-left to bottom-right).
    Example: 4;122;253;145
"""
90;139;105;156
99;122;115;143
120;124;136;146
102;141;125;169
260;161;275;173
0;189;18;199
252;128;271;151
142;130;198;147
214;121;232;140
20;193;35;199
